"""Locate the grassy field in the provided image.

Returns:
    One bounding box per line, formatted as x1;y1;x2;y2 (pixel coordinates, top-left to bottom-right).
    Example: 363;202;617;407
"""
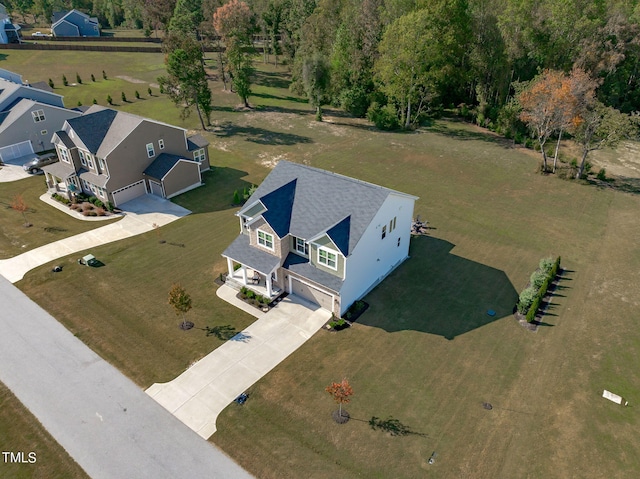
0;381;89;479
3;51;640;478
0;176;120;259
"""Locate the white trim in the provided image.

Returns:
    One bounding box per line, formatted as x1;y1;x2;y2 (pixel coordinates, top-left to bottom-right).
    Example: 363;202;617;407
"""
153;158;201;182
317;246;338;270
257;229;275;251
293;236;309;256
165;182;202;199
31;109;45;122
193;147;206;163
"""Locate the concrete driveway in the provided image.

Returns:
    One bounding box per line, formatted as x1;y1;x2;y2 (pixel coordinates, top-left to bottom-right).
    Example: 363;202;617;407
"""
146;286;332;439
0;194;190;283
0;163;31;182
0;275;252;479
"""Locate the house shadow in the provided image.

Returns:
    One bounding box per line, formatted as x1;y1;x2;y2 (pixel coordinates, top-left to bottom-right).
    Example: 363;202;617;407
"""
171;167;255;214
359;236;518;339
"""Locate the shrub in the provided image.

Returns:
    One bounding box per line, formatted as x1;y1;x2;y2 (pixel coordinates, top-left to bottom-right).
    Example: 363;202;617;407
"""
102;70;107;80
96;208;106;216
107;94;113;105
597;168;607;181
91;73;95;82
530;270;546;289
233;189;240;204
539;257;554;275
329;318;346;329
88;196;99;205
135;90;140;99
367;102;400;130
94;199;104;209
526;296;540;322
76;73;82;84
121;92;127;102
517;287;537;314
77;100;82;106
92;98;97;104
239;286;248;295
62;74;68;86
339;86;370;118
148;87;152;96
105;202;115;212
48;78;54;88
246;290;255;300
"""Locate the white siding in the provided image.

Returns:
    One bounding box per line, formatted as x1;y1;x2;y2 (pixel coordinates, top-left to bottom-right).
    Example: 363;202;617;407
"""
339;194;415;315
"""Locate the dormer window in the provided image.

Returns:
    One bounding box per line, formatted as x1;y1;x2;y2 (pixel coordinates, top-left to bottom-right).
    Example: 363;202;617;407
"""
58;146;70;163
318;247;337;270
257;230;274;250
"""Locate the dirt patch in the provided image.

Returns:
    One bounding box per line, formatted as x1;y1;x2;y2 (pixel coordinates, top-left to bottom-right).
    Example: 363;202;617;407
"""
116;75;147;84
258;152;287;169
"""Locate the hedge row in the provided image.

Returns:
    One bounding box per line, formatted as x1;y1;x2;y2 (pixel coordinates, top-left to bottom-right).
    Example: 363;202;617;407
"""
517;256;561;323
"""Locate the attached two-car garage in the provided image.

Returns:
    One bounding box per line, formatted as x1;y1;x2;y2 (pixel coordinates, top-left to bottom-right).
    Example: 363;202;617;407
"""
290;278;334;311
111;180;146;207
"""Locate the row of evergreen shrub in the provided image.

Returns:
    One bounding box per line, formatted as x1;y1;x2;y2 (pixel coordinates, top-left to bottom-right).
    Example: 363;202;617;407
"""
517;256;561;323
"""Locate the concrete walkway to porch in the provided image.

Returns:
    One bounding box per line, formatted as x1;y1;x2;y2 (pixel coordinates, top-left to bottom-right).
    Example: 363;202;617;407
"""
145;285;332;439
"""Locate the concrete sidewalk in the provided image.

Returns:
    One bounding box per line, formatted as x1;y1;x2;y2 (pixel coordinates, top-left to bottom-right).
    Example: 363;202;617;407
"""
0;194;190;283
146;285;332;439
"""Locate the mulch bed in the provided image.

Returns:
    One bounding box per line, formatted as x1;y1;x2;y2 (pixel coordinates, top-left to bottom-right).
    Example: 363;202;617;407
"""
332;410;350;424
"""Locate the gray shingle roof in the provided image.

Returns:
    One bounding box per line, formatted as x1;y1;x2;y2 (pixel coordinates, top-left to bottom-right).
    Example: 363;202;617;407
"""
239;161;414;256
143;153;194;180
78;168;107;188
222;235;280;274
53;130;75;148
187;134;208;150
282;253;342;293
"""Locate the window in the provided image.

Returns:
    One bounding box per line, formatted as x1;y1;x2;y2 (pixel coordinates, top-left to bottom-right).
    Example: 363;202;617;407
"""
257;230;274;250
79;150;87;167
31;109;45;123
193;148;206;163
393;216;397;230
81;179;90;191
98;187;105;198
86;153;94;169
98;158;106;172
58;146;70;163
294;237;309;255
318;247;337;270
397;237;401;247
158;139;165;150
381;225;386;239
40;130;47;136
389;216;397;232
146;143;155;158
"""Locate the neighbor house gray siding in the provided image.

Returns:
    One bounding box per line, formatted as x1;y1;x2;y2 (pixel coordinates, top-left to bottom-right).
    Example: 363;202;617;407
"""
52;20;79;36
162;161;201;198
52;10;99;37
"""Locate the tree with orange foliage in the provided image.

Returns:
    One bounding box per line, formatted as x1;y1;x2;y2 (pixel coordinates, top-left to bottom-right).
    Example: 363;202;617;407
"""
517;68;597;173
325;378;353;422
10;194;30;227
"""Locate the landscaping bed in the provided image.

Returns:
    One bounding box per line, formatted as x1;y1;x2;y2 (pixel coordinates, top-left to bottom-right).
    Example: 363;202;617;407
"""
324;300;369;332
237;286;286;312
52;193;119;217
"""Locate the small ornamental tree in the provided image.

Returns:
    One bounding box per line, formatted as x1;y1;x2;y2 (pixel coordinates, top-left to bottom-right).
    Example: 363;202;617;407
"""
148;86;152;96
135;90;140;99
168;283;193;330
76;73;82;84
102;70;107;80
10;194;30;227
326;378;354;422
91;73;95;82
62;74;68;86
107;94;113;105
121;91;127;102
48;78;54;88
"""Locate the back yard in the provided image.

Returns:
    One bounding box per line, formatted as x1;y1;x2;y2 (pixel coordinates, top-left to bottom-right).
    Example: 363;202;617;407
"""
3;50;639;478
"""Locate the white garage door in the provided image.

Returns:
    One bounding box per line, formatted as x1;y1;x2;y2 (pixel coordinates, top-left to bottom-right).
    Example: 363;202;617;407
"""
112;180;146;206
149;180;164;197
0;141;34;163
291;278;333;311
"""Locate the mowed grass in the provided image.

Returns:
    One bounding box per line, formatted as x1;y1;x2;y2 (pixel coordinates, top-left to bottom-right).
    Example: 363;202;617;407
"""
5;52;640;478
0;176;120;259
0;381;89;479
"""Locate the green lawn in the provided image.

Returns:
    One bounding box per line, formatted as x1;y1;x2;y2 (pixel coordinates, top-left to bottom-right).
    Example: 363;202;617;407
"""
5;52;640;478
0;176;120;259
0;381;89;479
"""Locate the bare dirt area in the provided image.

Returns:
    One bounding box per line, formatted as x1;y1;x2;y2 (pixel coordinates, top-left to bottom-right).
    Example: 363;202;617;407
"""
115;75;147;84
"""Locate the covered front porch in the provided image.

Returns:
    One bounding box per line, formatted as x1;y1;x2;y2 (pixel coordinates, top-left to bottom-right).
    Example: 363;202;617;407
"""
225;258;283;300
42;163;77;199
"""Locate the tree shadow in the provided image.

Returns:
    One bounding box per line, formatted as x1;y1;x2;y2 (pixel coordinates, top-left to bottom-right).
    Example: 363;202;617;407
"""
214;122;313;146
0;53;7;61
230;331;251;342
171;167;255;214
359;236;518;339
368;416;428;437
205;324;237;340
251;91;308;104
427;121;512;147
252;70;291;89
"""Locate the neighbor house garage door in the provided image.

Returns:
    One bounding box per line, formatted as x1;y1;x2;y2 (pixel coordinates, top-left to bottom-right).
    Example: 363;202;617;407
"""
0;141;34;163
149;180;164;197
111;180;146;206
291;278;333;311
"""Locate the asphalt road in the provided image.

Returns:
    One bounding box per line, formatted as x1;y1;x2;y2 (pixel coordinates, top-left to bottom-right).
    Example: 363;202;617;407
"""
0;275;253;479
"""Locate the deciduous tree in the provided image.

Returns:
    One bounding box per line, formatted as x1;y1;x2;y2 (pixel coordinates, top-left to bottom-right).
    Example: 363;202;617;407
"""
10;193;30;227
325;378;353;420
168;283;193;330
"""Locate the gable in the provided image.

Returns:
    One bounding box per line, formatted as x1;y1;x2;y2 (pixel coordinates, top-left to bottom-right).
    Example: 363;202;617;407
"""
66;109;117;154
260;179;296;238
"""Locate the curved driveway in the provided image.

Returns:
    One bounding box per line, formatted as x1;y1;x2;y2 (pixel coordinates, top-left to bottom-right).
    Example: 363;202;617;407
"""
0;275;252;478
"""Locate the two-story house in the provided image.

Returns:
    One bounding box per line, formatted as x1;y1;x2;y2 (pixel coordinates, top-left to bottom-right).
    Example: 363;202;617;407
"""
43;105;210;206
222;161;417;316
0;69;81;162
51;9;100;37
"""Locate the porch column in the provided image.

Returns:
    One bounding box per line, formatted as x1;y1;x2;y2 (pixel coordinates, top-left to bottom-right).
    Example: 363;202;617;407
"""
241;265;247;285
227;257;234;277
266;275;273;297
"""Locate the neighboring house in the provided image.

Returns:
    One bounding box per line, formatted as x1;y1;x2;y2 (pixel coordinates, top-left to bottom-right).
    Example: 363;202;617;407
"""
0;12;20;44
222;161;418;316
0;70;80;162
51;9;100;37
43;105;210;207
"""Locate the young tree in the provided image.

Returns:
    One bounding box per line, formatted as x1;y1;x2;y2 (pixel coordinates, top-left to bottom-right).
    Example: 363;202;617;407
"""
573;102;635;179
325;378;353;421
158;35;212;129
168;283;193;330
10;194;30;227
